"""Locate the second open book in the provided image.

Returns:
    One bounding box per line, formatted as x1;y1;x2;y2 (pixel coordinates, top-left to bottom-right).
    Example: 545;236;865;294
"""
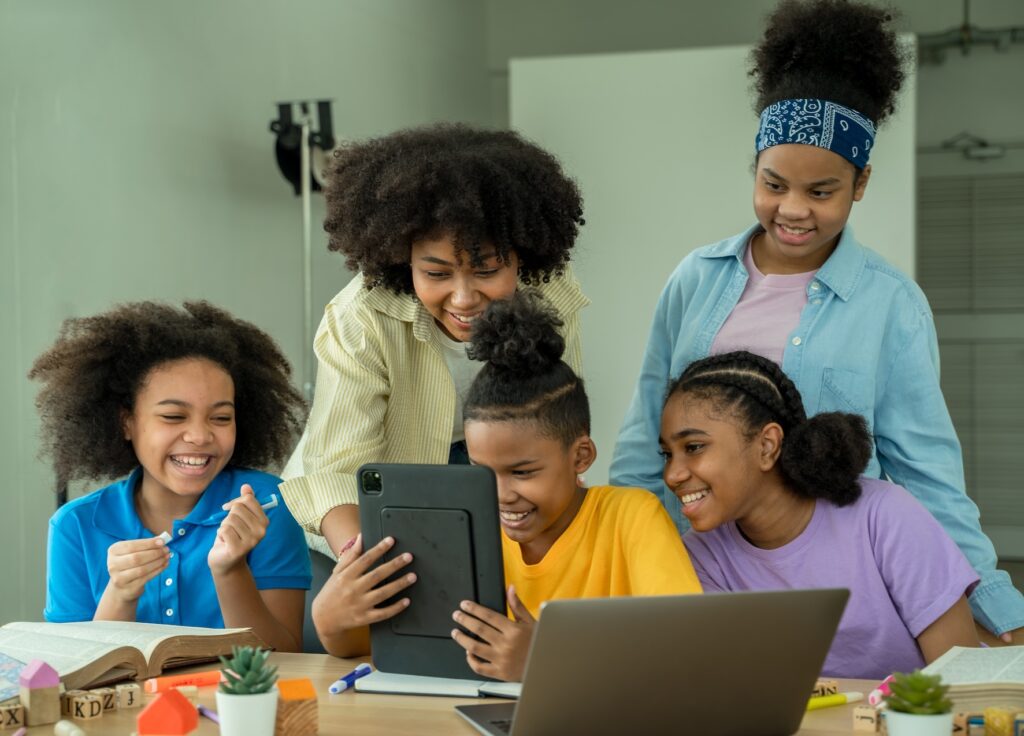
0;620;264;691
923;644;1024;711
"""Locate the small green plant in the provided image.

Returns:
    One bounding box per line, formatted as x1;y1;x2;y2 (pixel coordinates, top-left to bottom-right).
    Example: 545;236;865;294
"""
218;645;278;695
883;671;952;715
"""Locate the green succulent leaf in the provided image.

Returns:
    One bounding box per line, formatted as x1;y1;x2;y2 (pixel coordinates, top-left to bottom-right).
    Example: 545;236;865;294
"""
882;671;952;715
217;645;279;695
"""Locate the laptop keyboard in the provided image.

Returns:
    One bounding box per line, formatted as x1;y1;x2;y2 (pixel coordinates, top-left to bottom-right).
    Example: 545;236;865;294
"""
489;719;513;734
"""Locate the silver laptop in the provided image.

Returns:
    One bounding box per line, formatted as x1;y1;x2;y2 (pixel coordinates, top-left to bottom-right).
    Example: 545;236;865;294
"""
455;589;849;736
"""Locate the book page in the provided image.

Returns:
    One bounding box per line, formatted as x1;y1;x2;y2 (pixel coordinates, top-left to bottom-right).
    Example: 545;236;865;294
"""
923;645;1024;684
0;628;139;680
1;621;250;662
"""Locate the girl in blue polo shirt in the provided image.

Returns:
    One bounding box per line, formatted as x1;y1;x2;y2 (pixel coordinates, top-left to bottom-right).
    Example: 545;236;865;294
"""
611;0;1024;642
32;301;311;652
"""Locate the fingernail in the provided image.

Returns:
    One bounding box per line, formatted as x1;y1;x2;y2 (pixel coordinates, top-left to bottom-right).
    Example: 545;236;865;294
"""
452;612;460;622
402;553;412;562
460;601;470;611
407;573;416;583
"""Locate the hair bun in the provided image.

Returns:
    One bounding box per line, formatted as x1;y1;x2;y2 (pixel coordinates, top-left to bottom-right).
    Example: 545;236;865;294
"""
751;0;906;124
468;291;565;378
780;412;872;506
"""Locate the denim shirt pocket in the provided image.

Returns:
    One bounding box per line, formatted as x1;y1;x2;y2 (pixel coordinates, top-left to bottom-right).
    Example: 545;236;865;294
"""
820;368;875;429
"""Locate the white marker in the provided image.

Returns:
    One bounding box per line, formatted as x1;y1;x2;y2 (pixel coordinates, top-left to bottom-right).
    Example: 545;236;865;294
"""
260;493;279;511
156;531;172;544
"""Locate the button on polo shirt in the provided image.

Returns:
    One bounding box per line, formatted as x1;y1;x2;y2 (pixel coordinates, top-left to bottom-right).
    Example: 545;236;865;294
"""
44;466;312;626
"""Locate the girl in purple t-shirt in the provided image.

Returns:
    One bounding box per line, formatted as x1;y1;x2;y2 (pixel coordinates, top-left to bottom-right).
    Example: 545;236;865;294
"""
659;350;979;679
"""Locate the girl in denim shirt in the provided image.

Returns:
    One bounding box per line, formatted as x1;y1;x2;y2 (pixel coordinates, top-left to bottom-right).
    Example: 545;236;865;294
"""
611;0;1024;642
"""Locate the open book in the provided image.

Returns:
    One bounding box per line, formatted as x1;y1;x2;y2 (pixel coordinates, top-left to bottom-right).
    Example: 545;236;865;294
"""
355;670;521;699
922;645;1024;711
0;621;265;691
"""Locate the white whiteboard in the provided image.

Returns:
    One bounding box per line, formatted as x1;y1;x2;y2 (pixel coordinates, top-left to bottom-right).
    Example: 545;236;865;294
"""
510;43;916;483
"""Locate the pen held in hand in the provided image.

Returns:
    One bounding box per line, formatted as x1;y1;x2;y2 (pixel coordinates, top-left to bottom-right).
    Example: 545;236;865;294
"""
203;493;280;525
329;663;373;694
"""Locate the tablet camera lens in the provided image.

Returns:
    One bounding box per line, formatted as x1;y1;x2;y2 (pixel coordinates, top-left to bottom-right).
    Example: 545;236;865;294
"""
362;470;383;494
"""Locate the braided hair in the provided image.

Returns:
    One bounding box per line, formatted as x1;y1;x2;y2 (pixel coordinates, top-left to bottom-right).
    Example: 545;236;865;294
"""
464;291;589;445
665;351;872;506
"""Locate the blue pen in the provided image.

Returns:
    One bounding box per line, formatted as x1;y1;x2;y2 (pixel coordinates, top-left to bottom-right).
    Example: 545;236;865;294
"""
328;663;372;694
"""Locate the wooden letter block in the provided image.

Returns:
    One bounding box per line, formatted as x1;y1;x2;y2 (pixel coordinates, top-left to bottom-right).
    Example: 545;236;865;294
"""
953;711;983;734
60;691;86;717
275;678;317;736
811;678;839;698
116;683;142;709
69;694;103;721
0;704;24;730
115;683;142;712
852;704;879;732
90;687;117;713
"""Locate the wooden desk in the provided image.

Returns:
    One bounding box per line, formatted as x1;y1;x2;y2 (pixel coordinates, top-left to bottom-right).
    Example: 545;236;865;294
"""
18;655;878;735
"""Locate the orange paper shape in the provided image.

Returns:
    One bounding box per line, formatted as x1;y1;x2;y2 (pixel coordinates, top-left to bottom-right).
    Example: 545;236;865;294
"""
277;678;316;701
136;689;198;735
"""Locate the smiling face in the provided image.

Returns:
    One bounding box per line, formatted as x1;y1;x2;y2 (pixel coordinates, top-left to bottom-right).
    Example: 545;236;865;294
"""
410;233;520;341
658;393;773;532
465;419;595;564
124;358;236;509
752;144;870;274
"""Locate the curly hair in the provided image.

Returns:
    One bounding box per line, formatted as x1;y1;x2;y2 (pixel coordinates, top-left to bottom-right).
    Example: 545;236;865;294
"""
751;0;908;126
666;351;872;507
323;123;584;294
464;291;590;445
29;301;306;485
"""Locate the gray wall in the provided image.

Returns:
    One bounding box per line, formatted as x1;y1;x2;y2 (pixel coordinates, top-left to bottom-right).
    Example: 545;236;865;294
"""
0;0;489;624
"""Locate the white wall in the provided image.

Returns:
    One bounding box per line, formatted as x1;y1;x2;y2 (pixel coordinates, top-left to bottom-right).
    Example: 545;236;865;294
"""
0;0;489;625
510;43;916;486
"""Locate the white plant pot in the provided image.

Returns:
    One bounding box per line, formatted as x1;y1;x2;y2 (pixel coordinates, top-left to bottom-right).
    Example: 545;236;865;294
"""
215;689;278;736
884;710;954;736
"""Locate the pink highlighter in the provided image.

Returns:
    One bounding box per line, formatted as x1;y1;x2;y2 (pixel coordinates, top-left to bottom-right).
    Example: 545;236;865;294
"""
868;674;895;706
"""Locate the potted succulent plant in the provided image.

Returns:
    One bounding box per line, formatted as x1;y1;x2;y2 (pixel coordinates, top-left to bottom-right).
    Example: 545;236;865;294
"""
882;670;953;736
215;646;279;736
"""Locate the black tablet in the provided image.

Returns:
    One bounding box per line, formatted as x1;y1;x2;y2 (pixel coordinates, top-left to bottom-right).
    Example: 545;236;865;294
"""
357;463;506;679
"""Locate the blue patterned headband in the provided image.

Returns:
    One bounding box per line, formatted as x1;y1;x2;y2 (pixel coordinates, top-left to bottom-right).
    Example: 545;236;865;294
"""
756;99;876;169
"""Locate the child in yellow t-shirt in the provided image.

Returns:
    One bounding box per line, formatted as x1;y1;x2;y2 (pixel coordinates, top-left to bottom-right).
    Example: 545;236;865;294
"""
450;292;702;681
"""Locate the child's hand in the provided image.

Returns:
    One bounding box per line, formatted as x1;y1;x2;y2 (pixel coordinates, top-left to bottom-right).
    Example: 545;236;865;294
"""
311;534;416;636
207;484;269;575
104;537;170;604
451;585;535;682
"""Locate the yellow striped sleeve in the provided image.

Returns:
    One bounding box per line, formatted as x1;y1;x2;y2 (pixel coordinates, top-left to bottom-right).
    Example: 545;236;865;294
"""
278;299;388;533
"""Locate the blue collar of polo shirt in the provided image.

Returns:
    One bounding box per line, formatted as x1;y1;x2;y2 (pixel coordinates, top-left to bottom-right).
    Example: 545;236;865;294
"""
91;466;239;538
91;467;150;541
698;224;867;302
